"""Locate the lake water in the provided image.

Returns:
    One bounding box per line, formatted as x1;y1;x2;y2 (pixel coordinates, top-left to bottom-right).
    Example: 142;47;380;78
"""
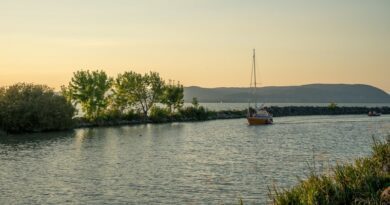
1;114;389;204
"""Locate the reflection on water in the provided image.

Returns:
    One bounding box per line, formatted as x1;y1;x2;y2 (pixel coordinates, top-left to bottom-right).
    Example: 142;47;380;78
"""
0;115;389;204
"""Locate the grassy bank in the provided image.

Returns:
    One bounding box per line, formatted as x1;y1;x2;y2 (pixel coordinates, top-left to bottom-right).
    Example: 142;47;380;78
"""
269;138;390;205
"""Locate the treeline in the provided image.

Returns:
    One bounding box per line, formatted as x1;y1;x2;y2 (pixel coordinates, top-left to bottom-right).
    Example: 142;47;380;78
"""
60;70;211;123
0;70;209;133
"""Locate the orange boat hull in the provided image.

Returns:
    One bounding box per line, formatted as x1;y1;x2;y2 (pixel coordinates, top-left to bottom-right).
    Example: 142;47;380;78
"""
247;117;273;125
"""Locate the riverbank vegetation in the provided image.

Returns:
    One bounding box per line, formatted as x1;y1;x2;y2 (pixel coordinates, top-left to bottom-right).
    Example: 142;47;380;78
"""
61;70;185;122
61;70;213;126
269;138;390;205
0;83;75;133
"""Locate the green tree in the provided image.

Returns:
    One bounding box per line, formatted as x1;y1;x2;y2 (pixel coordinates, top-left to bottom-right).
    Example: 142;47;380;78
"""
161;81;184;113
146;71;166;110
111;71;142;114
112;71;165;118
61;70;112;120
0;83;75;133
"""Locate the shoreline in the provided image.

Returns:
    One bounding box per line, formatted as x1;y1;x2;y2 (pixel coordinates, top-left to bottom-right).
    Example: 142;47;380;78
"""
73;105;390;129
1;106;388;134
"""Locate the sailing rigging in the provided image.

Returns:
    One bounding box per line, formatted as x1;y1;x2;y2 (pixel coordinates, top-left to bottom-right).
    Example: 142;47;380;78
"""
246;49;273;125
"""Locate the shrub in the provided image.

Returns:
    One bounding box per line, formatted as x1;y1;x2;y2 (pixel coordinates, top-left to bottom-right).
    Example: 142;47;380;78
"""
0;83;75;133
149;106;170;122
123;110;143;121
271;138;390;205
179;106;210;120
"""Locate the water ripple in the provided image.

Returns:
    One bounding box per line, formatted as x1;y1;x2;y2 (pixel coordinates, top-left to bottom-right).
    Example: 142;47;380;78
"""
0;115;389;204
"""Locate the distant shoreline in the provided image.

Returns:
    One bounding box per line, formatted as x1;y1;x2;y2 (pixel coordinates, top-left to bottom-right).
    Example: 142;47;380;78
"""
73;105;390;129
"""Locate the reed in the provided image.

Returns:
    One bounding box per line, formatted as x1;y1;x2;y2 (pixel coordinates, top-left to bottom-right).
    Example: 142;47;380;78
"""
270;137;390;205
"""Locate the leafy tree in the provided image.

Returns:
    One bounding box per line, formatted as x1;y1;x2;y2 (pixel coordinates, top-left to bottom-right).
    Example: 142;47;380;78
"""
113;71;165;118
61;70;112;120
0;83;75;133
161;81;184;113
146;71;166;114
111;71;141;114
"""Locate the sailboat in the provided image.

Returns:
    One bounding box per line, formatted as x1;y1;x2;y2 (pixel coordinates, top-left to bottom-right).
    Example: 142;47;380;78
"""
247;49;273;125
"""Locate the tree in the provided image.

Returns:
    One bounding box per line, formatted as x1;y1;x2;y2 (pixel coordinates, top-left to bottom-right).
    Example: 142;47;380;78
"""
61;70;112;120
112;71;165;118
111;71;142;114
0;83;75;133
161;81;184;113
146;71;166;111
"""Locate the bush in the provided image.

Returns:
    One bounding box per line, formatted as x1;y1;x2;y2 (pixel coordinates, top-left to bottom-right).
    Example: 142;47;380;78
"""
271;138;390;205
179;106;211;121
0;83;75;133
149;106;170;122
123;110;143;121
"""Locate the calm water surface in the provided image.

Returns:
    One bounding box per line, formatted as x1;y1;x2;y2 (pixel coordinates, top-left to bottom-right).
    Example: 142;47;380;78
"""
1;115;389;204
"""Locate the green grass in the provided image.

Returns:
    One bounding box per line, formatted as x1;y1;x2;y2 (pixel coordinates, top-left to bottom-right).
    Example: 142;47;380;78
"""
270;137;390;205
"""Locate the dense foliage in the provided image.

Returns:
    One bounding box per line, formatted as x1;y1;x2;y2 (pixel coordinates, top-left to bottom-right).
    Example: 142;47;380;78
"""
112;71;165;118
271;138;390;205
161;82;184;113
149;106;171;122
0;83;75;133
62;69;186;122
62;70;112;120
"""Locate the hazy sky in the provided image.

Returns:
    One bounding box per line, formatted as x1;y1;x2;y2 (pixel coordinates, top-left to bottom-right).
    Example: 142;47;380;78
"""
1;0;389;91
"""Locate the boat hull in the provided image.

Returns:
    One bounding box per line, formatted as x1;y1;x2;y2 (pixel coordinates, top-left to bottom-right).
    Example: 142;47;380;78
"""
247;117;273;125
368;114;381;117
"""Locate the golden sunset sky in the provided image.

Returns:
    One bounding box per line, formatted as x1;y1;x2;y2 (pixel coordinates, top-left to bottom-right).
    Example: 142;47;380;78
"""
1;0;389;91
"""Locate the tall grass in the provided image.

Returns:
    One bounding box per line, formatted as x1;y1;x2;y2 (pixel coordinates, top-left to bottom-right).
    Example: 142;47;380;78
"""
270;137;390;205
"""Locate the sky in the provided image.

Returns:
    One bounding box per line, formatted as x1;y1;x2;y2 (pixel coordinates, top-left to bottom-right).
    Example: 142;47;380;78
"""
0;0;389;91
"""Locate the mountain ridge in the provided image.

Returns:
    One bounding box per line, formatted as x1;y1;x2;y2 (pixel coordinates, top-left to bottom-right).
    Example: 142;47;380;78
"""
184;84;390;103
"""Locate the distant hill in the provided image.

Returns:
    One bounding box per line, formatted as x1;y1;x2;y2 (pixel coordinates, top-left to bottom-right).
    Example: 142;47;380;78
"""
184;84;390;103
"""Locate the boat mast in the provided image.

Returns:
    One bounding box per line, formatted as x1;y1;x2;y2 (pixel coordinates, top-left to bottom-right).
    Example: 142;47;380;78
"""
253;49;257;108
